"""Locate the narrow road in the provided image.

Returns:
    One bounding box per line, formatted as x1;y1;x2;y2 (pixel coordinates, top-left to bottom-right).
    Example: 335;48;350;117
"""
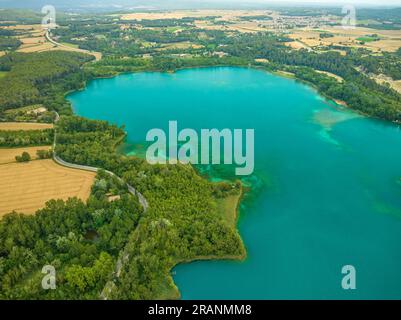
53;112;149;299
45;30;102;61
52;112;149;211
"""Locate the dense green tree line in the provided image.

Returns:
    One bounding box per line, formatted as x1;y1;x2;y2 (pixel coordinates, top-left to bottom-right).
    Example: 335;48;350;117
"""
0;51;94;114
282;65;401;121
0;129;54;147
86;56;248;77
0;37;21;51
0;30;17;36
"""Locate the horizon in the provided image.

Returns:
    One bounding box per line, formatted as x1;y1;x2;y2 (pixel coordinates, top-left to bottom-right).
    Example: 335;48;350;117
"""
0;0;401;12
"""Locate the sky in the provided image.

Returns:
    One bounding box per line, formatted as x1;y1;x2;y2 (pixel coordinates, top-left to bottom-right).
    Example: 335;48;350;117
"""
0;0;400;11
216;0;400;3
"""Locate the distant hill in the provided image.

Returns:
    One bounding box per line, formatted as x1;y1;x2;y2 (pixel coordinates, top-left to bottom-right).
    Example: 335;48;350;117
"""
0;0;400;13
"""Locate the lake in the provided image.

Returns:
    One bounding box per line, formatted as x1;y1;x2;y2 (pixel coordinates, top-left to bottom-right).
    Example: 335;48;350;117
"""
68;67;401;299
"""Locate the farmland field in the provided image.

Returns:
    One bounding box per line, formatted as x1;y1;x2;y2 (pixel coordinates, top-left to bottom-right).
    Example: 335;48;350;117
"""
0;146;51;164
0;122;54;131
0;24;102;59
120;9;273;21
0;159;96;216
287;27;401;52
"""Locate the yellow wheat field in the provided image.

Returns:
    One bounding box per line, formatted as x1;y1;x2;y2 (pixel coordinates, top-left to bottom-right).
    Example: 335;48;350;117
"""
121;9;273;33
0;159;96;216
121;10;273;21
0;146;51;164
0;122;54;131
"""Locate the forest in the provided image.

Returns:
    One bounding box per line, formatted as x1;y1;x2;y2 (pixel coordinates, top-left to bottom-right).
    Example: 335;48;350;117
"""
56;116;245;297
0;37;21;51
0;187;143;299
0;129;54;147
0;116;144;299
0;51;94;115
0;116;244;299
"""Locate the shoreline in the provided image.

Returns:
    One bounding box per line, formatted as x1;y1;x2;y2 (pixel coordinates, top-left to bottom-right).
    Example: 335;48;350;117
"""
64;62;398;299
75;62;384;125
170;183;247;300
103;127;248;300
64;63;360;300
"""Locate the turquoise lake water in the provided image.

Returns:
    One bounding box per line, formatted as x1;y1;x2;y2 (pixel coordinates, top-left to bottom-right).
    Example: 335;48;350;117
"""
68;67;401;299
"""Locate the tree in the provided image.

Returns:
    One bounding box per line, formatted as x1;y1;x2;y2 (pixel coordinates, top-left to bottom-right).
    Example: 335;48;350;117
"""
15;151;31;162
36;149;52;159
